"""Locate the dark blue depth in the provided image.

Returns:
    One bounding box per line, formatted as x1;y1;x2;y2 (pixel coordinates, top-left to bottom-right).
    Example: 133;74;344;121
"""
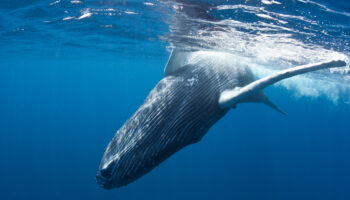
1;0;350;200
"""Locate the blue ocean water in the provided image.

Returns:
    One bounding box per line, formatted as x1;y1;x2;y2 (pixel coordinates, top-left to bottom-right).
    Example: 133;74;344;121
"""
1;0;350;199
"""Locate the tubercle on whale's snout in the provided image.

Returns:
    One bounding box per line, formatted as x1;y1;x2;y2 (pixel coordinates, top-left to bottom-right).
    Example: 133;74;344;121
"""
96;165;115;189
96;173;113;189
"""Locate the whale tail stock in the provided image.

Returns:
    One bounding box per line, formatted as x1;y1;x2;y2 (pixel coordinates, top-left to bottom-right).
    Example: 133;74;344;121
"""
219;59;347;111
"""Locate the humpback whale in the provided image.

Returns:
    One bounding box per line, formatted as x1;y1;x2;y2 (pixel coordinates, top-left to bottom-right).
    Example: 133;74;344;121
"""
96;49;346;189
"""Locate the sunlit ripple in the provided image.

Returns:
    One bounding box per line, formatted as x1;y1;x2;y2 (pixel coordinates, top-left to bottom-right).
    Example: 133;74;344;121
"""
164;0;350;103
0;0;349;103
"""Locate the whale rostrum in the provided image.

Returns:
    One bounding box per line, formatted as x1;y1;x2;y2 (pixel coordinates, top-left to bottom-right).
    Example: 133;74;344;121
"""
96;49;347;189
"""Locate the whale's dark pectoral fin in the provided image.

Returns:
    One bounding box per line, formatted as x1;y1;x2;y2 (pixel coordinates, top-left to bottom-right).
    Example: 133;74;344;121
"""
218;59;347;109
263;97;286;115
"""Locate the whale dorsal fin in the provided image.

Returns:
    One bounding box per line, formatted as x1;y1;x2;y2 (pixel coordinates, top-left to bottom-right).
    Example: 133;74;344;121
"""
218;59;347;109
164;48;190;76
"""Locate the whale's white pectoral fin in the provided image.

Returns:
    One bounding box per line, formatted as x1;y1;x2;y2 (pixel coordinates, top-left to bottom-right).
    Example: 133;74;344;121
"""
218;59;347;109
